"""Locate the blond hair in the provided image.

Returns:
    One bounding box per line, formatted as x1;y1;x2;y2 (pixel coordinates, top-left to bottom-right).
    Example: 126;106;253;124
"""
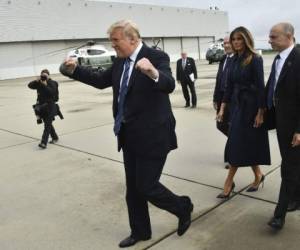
230;26;257;66
107;20;141;41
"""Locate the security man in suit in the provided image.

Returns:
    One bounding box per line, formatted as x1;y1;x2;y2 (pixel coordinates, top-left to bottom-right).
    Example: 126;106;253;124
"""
176;52;198;108
213;36;233;169
266;23;300;230
60;20;193;248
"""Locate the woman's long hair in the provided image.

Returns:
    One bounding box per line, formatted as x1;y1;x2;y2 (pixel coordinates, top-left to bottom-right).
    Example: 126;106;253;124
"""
230;26;257;66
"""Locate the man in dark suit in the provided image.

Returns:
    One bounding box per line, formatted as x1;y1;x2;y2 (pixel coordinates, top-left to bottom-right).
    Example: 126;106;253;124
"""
213;36;233;169
266;23;300;230
176;52;198;108
60;20;193;247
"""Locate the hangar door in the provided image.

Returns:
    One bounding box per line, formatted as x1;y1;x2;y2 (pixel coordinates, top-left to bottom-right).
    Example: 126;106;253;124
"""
182;37;199;60
163;38;181;62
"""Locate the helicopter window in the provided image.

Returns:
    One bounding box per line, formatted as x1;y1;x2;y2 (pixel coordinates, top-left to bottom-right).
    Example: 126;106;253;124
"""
87;49;105;55
79;56;113;69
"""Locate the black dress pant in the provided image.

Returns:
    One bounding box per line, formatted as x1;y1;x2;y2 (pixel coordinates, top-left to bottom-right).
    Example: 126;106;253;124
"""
274;177;300;218
294;181;300;202
122;149;185;239
41;115;58;145
181;80;197;106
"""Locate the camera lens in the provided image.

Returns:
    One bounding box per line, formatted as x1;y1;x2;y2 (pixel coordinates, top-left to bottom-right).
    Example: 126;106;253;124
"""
40;75;47;81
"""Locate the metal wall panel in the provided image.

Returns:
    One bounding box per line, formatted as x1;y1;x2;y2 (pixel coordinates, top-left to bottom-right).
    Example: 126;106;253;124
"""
0;0;228;79
0;0;228;42
182;38;199;60
163;38;181;62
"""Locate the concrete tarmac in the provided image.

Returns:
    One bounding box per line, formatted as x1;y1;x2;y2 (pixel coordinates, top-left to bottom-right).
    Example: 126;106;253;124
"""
1;54;299;250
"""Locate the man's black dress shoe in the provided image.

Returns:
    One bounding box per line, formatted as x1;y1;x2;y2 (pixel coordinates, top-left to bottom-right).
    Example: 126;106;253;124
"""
267;217;285;230
287;201;300;212
177;196;194;236
38;143;47;149
184;104;190;108
118;235;150;248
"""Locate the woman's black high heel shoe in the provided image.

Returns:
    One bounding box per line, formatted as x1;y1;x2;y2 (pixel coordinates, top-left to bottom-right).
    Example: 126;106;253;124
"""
246;175;265;192
217;182;235;199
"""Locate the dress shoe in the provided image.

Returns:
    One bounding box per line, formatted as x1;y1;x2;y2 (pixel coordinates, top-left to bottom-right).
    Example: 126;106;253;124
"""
184;104;190;108
267;216;285;230
246;175;265;192
287;201;300;212
118;235;151;248
224;164;230;169
177;196;194;236
217;182;235;199
36;118;43;124
191;105;196;108
49;138;59;144
38;143;47;149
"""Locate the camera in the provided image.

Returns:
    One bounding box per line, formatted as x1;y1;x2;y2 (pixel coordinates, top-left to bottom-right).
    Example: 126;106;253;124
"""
37;118;43;124
40;75;48;81
33;103;48;116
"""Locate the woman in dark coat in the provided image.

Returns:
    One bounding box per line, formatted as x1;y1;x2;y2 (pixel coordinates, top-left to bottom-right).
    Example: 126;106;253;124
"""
216;26;271;198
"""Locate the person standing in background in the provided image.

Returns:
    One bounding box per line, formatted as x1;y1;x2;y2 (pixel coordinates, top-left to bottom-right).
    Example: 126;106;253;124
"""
176;52;198;108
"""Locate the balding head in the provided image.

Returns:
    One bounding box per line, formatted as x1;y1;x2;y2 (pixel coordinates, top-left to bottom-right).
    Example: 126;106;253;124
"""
181;52;187;59
269;22;295;52
274;23;294;36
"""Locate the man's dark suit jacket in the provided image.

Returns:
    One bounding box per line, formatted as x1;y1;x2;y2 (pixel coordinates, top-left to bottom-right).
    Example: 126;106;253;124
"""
265;48;300;179
176;57;198;83
213;54;232;136
213;55;232;104
71;44;178;158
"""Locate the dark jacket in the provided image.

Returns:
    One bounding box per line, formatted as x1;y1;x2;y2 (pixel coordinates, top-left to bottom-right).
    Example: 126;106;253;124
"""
176;57;197;83
213;55;233;103
222;54;270;166
28;79;58;104
28;79;58;118
265;48;300;179
70;44;177;158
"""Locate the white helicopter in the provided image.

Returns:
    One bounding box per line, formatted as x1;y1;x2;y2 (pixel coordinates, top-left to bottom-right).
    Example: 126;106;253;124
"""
68;41;116;71
205;39;225;64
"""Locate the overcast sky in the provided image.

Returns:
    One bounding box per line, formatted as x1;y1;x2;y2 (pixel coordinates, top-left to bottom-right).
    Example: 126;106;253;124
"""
95;0;299;48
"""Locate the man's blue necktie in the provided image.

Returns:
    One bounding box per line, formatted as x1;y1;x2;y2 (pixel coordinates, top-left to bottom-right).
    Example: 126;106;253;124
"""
114;58;131;135
267;54;280;109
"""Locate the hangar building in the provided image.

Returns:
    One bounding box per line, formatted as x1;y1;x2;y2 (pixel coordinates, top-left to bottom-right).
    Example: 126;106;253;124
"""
0;0;229;79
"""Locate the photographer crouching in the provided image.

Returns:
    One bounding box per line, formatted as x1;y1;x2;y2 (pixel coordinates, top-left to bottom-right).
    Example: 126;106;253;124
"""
28;69;62;149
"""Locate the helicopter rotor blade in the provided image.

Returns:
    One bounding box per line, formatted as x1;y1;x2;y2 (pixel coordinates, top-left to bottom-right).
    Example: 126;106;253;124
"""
16;42;92;64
